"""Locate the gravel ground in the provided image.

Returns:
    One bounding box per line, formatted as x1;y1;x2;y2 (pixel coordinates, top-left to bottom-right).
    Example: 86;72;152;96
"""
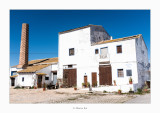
10;88;137;104
124;93;151;104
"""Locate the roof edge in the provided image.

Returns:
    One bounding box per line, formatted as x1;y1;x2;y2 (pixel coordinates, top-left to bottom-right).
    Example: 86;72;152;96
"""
92;34;141;46
59;24;102;34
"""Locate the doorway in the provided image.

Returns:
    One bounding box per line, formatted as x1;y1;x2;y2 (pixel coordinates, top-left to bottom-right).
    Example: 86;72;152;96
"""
99;65;112;85
63;69;77;87
11;78;15;86
92;72;97;87
37;76;42;88
84;76;88;87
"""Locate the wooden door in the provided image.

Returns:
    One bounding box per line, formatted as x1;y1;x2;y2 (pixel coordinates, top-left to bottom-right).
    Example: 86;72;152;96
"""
37;76;42;88
99;65;112;85
63;69;77;87
92;72;97;87
84;76;87;86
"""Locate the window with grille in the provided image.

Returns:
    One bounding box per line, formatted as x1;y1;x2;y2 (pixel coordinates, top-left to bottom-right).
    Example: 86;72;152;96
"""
126;70;132;76
69;48;74;56
95;49;99;54
118;69;124;77
117;45;122;53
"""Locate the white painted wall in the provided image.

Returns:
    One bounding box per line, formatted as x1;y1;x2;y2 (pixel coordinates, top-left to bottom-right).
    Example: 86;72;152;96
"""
58;26;147;89
58;27;91;82
17;73;35;87
10;63;58;87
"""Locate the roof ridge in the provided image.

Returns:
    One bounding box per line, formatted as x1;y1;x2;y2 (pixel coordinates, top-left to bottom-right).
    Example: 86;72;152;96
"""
92;34;141;46
59;24;102;34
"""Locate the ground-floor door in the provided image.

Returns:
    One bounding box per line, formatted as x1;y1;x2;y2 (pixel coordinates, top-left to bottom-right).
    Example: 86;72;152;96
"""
99;65;112;85
63;69;77;87
52;71;57;85
84;76;87;86
11;78;15;86
37;76;42;88
92;72;97;87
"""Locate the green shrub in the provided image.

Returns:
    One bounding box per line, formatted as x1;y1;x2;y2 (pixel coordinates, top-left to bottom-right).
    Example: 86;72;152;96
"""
103;90;107;93
29;86;34;89
14;86;21;89
137;88;142;94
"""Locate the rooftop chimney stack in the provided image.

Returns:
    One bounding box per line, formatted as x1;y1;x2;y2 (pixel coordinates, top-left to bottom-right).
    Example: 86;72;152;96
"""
17;23;29;68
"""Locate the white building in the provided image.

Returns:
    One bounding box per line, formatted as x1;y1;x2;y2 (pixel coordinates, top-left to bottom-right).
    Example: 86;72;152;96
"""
10;24;150;93
10;58;58;88
58;25;150;92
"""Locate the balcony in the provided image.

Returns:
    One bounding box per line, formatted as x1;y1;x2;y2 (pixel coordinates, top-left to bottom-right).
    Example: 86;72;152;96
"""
99;54;110;62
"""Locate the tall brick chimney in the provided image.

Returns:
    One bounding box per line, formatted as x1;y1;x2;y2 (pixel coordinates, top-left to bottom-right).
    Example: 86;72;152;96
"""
17;23;29;68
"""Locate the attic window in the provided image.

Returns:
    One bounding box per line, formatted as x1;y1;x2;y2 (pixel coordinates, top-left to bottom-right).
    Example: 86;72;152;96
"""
117;45;122;53
69;48;74;56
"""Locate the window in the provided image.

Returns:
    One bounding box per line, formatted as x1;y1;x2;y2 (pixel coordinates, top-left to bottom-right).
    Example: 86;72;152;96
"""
22;77;24;82
118;69;124;77
53;71;57;75
117;45;122;53
126;70;132;76
141;50;144;54
69;48;74;56
68;65;73;68
11;71;17;76
100;47;108;58
95;49;99;54
45;77;49;80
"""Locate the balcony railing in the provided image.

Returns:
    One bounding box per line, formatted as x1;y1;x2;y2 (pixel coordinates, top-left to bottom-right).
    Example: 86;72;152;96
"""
100;54;107;59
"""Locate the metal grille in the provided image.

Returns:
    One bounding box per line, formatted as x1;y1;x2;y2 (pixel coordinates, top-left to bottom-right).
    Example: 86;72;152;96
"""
118;69;124;77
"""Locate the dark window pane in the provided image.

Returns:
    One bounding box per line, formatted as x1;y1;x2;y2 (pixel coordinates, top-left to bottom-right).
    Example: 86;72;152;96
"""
22;77;24;82
95;49;99;54
53;71;57;75
45;77;49;80
69;48;74;56
68;65;73;68
126;70;132;76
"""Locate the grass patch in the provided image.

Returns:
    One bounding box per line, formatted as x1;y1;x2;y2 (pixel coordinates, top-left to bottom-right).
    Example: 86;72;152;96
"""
68;97;77;100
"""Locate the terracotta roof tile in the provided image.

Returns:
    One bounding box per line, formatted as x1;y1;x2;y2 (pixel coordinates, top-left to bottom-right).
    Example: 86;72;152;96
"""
39;57;58;64
17;64;51;73
36;73;47;75
10;75;18;78
12;57;58;68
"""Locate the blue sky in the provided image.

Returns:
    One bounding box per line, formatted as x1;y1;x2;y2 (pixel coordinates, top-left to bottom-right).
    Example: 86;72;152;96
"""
10;10;150;66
